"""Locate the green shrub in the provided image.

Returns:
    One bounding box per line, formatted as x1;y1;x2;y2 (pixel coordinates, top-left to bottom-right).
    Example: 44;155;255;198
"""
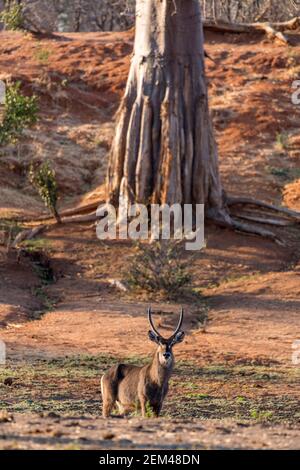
250;409;274;422
275;132;289;151
0;82;38;145
29;161;61;223
0;1;23;31
34;47;51;64
124;241;192;299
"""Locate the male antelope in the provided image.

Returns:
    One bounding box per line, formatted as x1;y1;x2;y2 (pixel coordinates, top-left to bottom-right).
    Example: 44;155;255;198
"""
101;307;185;418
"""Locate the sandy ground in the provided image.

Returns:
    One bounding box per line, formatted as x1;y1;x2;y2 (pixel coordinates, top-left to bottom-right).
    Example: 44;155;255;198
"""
0;414;300;450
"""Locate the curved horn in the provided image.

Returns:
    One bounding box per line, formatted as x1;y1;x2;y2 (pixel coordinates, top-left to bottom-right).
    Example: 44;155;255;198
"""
172;308;184;336
148;307;160;336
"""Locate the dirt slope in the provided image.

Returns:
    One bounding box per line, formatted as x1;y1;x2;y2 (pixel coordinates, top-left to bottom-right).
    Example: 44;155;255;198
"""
0;224;299;365
0;30;300;216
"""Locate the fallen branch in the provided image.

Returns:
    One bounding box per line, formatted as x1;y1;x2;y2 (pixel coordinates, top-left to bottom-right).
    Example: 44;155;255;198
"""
203;17;300;46
62;213;98;224
33;201;101;222
12;225;47;248
12;212;98;247
264;17;300;32
259;24;289;45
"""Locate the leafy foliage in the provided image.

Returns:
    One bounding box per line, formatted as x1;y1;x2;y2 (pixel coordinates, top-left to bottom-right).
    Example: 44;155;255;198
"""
0;1;23;30
124;241;192;299
0;82;38;145
29;161;61;222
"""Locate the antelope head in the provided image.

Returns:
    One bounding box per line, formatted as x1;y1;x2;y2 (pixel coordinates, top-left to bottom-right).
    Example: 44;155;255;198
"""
148;307;185;368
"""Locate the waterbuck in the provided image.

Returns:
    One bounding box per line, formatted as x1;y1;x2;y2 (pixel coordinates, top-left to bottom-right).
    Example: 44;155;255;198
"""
101;307;185;418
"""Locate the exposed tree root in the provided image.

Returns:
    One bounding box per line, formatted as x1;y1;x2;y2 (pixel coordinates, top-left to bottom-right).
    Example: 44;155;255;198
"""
12;198;300;248
230;218;285;245
227;197;300;222
223;195;300;243
209;213;285;245
232;214;293;227
12;209;287;247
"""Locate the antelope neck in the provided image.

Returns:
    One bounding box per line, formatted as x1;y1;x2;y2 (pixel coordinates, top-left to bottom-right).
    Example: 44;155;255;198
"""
149;350;173;385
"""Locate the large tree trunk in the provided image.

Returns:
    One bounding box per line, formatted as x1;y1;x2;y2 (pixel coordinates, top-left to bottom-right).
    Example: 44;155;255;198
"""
107;0;228;221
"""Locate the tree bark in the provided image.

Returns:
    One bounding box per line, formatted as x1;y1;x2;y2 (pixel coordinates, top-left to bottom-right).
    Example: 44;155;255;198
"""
107;0;228;222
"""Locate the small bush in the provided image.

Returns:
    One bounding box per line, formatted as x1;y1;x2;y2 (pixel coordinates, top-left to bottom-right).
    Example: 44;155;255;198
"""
250;409;274;422
34;47;51;64
124;241;192;299
21;238;52;254
275;132;289;151
0;1;23;31
0;82;38;145
29;161;61;223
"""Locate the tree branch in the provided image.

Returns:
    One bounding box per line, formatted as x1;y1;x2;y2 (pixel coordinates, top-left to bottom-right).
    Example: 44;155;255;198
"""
203;17;300;45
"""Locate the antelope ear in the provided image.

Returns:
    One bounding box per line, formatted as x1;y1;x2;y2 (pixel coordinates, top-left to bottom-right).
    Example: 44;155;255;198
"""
172;331;185;345
148;330;160;344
